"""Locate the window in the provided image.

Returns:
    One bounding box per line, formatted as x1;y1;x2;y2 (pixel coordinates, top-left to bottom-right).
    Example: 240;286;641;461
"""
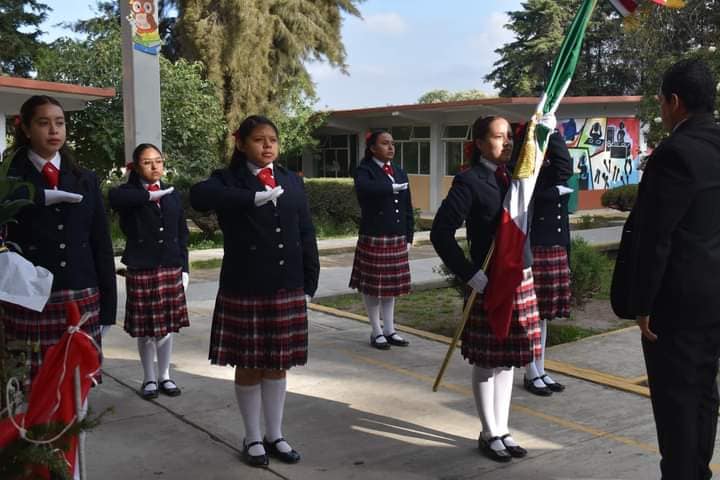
442;125;471;175
314;134;357;177
391;125;431;175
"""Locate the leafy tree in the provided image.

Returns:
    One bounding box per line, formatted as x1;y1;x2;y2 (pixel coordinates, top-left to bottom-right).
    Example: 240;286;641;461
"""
33;4;225;180
175;0;362;151
275;79;326;163
0;0;50;76
417;89;487;103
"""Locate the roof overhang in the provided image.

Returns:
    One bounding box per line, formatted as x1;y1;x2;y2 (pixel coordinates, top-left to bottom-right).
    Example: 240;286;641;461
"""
0;76;116;114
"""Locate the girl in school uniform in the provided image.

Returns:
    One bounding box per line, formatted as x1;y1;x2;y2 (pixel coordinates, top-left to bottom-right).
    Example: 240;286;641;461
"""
190;115;319;468
349;131;414;350
524;132;574;396
0;95;116;388
108;143;190;400
431;116;541;463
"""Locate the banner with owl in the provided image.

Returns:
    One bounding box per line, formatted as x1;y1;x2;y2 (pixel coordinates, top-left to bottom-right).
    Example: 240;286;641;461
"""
127;0;162;55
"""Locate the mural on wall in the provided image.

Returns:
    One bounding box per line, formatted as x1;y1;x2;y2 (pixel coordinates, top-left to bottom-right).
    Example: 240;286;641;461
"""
558;117;641;191
127;1;162;55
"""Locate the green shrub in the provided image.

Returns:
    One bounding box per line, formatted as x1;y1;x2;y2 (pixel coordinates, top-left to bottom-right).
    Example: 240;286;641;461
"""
304;178;360;235
601;184;638;211
569;237;614;306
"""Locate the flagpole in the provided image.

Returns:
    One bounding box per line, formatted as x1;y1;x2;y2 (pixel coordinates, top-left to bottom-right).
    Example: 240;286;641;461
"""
432;243;494;392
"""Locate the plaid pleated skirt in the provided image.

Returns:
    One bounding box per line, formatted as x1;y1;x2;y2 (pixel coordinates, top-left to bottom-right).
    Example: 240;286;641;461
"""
461;269;542;368
0;288;101;383
124;266;189;338
209;288;308;370
349;235;411;298
531;245;571;320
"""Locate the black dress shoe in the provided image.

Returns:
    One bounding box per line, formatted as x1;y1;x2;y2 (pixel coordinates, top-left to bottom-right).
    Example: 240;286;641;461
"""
500;434;527;458
242;440;269;468
540;374;565;392
385;332;409;347
264;437;301;464
371;334;391;350
524;376;552;397
478;435;512;463
140;381;159;400
159;379;182;397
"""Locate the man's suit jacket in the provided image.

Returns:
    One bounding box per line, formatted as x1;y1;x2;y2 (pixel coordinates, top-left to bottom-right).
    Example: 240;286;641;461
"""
108;175;189;273
615;113;720;333
190;161;320;297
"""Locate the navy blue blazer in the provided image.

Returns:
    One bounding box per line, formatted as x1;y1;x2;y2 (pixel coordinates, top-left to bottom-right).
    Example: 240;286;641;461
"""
430;164;505;283
108;175;189;273
354;158;414;243
6;149;117;325
530;132;572;248
190;162;319;296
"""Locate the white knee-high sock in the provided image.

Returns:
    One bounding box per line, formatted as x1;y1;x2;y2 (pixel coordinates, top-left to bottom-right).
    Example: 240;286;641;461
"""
235;383;264;455
537;319;548;375
380;297;396;335
493;367;514;439
156;333;173;382
137;337;157;388
472;366;505;452
363;294;384;340
262;377;292;453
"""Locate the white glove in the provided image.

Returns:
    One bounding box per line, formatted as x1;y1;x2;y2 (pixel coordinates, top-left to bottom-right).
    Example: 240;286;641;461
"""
182;272;189;291
406;243;412;253
392;183;409;193
467;269;488;294
254;186;284;206
44;189;83;206
539;112;557;132
148;187;174;202
305;294;312;305
556;185;574;196
100;325;112;338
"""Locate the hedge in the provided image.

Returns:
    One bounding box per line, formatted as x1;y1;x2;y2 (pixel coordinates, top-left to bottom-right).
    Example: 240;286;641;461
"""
601;184;638;212
304;178;361;237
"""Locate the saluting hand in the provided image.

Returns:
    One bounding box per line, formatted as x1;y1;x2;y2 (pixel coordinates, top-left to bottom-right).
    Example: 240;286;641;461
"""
148;187;175;202
637;315;657;342
392;182;409;194
44;189;83;206
254;186;284;207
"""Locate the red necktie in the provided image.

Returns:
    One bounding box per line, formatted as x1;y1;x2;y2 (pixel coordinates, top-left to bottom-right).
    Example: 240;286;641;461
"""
383;163;394;177
495;164;510;188
258;168;276;188
147;183;161;205
42;162;59;189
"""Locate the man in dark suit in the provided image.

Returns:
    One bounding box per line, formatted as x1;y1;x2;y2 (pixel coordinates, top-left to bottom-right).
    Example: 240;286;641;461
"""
625;59;720;480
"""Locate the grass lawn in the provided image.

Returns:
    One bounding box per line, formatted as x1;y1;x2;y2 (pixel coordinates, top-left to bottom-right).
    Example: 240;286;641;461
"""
315;287;599;347
191;258;223;270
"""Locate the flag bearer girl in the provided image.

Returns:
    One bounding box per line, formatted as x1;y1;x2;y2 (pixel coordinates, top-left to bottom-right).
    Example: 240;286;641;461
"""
1;95;116;387
190;115;319;468
349;130;414;350
108;143;190;400
431;115;541;463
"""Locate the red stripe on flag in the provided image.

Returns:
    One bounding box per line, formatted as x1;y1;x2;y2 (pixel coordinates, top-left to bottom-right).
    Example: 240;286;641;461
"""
482;209;527;339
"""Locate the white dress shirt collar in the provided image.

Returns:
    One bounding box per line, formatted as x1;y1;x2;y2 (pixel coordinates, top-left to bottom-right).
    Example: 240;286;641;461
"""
28;149;61;173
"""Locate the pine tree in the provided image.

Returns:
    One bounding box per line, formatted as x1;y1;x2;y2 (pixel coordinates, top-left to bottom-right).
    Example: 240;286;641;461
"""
0;0;50;76
175;0;361;148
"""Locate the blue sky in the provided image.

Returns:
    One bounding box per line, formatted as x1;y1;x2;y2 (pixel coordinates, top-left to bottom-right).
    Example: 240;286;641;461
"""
39;0;524;109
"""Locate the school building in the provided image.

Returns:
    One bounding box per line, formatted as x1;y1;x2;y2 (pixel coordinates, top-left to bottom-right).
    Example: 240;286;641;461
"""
304;96;646;213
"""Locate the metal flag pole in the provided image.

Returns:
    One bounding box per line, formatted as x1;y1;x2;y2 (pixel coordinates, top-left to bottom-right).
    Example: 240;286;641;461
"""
74;366;86;480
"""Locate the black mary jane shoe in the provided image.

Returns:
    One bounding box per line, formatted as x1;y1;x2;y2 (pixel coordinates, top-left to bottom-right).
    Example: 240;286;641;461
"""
524;376;553;397
140;381;159;400
264;437;301;464
385;332;410;347
500;434;527;458
159;379;182;397
242;440;269;468
540;374;565;392
478;435;512;463
371;334;391;350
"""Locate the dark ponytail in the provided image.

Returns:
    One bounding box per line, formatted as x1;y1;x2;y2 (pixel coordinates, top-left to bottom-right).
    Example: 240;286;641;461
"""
362;130;390;163
229;115;279;168
9;95;80;175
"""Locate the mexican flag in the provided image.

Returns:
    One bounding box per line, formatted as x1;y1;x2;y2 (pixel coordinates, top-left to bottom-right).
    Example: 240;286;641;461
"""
482;0;598;339
609;0;685;16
